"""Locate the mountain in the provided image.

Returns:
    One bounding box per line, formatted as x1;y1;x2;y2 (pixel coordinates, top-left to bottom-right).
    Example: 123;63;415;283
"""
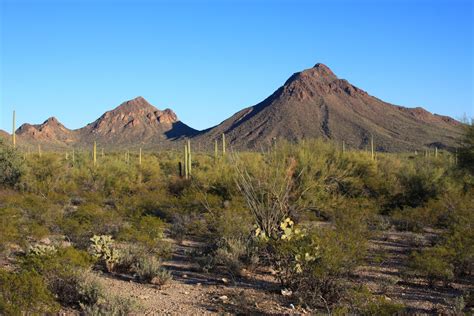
17;117;77;146
7;65;463;152
11;97;196;149
0;130;10;142
197;63;462;151
77;96;197;147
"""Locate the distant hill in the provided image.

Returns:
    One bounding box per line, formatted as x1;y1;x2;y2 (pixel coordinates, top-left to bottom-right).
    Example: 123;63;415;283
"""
9;64;463;152
77;96;197;147
13;97;197;150
196;63;462;151
0;130;10;142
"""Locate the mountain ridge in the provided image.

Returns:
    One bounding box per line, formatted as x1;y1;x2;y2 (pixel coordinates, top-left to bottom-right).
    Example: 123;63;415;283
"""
8;64;463;151
195;63;462;151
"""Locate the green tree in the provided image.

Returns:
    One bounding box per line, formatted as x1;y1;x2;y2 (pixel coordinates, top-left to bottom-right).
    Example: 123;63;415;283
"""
458;123;474;175
0;139;24;187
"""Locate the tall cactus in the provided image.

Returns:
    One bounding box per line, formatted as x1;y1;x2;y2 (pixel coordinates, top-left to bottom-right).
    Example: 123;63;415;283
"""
12;110;16;148
222;133;226;156
435;147;438;158
184;143;189;179
187;140;192;176
93;141;97;166
38;144;42;157
139;147;142;165
214;139;218;162
342;140;345;153
370;135;375;161
72;149;75;163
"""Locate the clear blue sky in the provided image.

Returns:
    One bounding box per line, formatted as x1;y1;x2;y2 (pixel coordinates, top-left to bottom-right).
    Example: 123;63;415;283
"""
1;0;473;132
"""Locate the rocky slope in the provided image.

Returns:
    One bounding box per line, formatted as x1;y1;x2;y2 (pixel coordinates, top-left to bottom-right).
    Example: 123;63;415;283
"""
196;64;462;151
0;130;10;142
17;117;78;146
8;64;462;151
12;97;197;149
77;96;197;147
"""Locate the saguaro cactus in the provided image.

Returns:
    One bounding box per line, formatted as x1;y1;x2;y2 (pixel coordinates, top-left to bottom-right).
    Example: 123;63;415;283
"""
370;135;375;161
38;144;42;157
342;140;345;153
222;133;226;156
72;149;75;163
187;140;192;176
93;141;97;166
12;110;16;148
214;139;218;162
139;148;142;165
184;143;189;179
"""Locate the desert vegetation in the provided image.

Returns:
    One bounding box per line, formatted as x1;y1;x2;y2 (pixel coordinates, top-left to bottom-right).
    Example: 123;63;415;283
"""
0;124;473;314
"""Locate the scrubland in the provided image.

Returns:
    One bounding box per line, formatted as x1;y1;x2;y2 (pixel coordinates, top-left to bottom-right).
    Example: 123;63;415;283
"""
0;126;473;315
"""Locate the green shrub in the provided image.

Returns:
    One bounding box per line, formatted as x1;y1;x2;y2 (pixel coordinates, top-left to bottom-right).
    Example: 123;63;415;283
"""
348;285;405;315
458;123;474;175
409;246;455;286
81;295;138;315
21;246;94;307
134;255;171;286
0;269;59;314
267;217;368;309
0;139;24;188
118;216;168;253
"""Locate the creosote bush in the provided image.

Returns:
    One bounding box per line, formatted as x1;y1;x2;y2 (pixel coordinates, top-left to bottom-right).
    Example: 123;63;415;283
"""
134;255;172;286
0;134;472;313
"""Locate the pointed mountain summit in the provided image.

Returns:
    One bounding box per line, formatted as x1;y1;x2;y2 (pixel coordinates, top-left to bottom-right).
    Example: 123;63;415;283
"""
16;116;77;145
197;63;461;151
79;97;197;147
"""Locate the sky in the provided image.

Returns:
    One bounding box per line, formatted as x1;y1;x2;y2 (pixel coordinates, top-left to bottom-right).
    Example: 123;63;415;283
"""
0;0;473;132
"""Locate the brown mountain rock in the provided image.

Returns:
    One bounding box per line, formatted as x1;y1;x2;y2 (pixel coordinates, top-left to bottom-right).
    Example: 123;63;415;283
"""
197;63;462;151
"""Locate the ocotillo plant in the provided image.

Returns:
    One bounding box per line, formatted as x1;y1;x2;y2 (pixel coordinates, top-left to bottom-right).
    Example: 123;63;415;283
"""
12;110;16;148
222;133;226;156
93;141;97;166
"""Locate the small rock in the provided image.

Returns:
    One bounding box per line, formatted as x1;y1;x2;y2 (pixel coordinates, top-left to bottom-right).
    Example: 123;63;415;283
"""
182;274;188;278
221;278;229;284
196;283;202;286
281;289;293;296
184;291;190;295
290;304;295;309
218;295;229;301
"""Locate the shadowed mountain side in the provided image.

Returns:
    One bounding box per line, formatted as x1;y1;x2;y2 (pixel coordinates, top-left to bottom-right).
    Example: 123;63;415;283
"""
195;63;462;152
